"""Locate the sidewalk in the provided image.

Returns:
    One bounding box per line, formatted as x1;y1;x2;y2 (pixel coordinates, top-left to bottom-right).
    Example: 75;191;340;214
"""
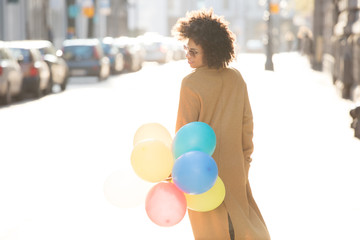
235;52;360;240
110;52;360;239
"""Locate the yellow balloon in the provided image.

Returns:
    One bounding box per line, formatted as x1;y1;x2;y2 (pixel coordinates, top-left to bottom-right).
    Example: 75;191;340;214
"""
185;177;226;212
131;140;174;183
133;123;172;149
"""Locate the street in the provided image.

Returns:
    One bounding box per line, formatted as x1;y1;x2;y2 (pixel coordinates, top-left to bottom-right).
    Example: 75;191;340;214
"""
0;53;359;240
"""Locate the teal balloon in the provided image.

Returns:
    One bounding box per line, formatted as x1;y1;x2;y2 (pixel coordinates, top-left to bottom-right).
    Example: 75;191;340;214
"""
172;122;216;160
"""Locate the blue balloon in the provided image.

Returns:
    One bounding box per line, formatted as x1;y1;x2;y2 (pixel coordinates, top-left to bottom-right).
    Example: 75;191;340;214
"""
172;151;218;194
172;122;216;160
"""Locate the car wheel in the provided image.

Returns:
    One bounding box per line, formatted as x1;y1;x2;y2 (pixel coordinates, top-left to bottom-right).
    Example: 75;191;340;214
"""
16;91;24;101
16;83;24;101
98;69;108;81
5;83;12;105
0;82;11;105
46;77;53;95
115;55;124;73
98;74;103;82
128;57;134;72
34;78;42;99
60;77;68;91
98;73;106;82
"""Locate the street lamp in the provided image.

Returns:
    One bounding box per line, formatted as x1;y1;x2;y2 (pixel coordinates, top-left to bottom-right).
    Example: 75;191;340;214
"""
264;0;278;71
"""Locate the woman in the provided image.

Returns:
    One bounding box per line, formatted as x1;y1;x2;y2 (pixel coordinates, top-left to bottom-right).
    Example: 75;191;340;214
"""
172;9;271;240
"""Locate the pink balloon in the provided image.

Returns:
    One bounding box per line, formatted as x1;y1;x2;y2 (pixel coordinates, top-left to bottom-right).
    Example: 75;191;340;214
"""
145;182;187;227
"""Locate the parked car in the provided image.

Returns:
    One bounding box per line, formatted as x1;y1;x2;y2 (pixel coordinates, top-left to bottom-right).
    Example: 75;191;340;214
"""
102;37;124;74
164;37;186;61
62;38;110;81
7;41;51;98
139;33;172;64
113;36;144;72
0;41;23;105
31;40;69;92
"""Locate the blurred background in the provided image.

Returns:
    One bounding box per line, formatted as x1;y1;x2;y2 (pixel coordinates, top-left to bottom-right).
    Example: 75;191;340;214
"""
1;0;310;51
1;0;360;103
1;0;314;54
1;1;360;239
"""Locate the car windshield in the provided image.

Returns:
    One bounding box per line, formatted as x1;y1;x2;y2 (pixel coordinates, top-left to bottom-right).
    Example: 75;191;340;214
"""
102;44;111;55
38;46;56;56
8;48;31;62
144;41;162;50
63;45;93;60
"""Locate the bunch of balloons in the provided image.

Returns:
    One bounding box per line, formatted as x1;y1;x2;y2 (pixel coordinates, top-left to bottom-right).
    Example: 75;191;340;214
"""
131;123;186;227
172;122;225;213
130;122;225;227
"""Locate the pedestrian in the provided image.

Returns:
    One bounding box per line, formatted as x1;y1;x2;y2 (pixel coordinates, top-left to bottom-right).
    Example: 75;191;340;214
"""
350;105;360;139
285;31;295;52
172;9;271;240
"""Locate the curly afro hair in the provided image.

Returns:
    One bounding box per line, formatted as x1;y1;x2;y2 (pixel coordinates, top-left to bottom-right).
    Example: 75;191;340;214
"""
172;9;236;69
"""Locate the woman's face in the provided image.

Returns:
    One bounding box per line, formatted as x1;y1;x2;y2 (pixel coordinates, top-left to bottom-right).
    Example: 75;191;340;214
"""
185;38;205;69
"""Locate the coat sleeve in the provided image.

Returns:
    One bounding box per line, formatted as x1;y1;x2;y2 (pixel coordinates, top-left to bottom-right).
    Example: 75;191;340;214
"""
175;78;200;132
242;82;254;167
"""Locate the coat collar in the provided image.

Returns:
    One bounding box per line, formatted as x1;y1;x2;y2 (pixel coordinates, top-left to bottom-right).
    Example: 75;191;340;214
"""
194;66;225;72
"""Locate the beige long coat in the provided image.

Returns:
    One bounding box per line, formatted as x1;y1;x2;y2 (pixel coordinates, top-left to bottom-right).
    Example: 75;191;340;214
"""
175;66;270;240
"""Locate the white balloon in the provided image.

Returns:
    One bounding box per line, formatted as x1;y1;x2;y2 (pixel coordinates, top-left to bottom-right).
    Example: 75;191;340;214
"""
103;170;154;208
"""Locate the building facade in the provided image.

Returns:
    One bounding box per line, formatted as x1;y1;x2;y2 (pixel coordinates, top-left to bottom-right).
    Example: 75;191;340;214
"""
1;0;301;53
311;0;360;102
